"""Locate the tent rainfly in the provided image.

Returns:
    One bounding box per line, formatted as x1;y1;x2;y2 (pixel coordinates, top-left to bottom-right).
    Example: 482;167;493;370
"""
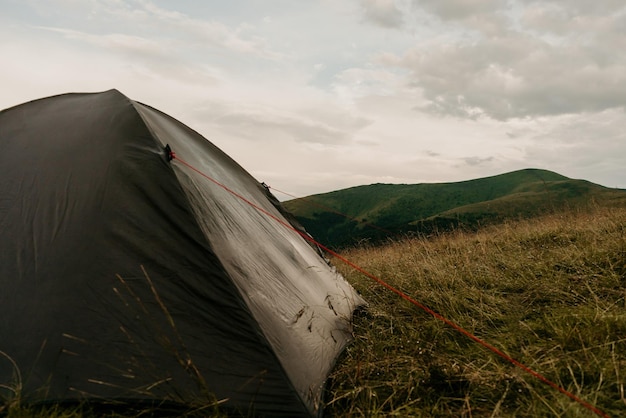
0;90;365;417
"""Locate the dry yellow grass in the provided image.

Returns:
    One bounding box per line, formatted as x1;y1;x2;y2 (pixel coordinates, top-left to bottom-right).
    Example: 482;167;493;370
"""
325;204;626;417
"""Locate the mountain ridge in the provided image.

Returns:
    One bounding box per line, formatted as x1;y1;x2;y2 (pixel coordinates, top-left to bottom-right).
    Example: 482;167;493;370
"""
283;169;626;248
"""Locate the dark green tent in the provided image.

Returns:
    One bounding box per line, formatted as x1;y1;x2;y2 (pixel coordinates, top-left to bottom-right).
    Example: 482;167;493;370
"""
0;90;364;417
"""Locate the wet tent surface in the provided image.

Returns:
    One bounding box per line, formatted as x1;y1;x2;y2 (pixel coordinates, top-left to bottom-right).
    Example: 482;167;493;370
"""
0;90;364;417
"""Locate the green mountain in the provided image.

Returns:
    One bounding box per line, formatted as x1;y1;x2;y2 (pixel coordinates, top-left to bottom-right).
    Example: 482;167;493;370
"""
283;169;626;248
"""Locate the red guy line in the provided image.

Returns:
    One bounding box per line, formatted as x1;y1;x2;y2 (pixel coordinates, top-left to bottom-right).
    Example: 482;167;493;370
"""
170;153;609;418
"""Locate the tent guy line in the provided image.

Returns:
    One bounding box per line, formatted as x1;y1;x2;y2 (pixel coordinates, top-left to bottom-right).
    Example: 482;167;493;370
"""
168;147;295;233
167;147;609;418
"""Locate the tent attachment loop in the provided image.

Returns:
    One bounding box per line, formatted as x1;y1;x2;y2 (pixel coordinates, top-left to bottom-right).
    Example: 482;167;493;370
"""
164;144;175;162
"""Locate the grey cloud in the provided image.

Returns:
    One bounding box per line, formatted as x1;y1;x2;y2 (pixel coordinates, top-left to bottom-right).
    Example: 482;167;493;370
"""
36;27;164;57
391;1;626;120
517;0;626;16
212;109;371;146
413;0;624;23
412;0;505;21
462;156;495;166
34;26;220;84
360;0;404;28
520;1;626;38
42;0;283;60
410;0;511;37
506;131;522;139
496;109;626;188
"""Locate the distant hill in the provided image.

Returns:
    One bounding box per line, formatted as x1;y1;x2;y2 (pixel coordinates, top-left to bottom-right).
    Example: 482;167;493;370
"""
282;169;626;248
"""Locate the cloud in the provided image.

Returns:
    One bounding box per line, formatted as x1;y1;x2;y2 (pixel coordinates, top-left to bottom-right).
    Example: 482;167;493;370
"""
215;112;354;146
332;66;410;106
359;0;404;28
385;1;626;120
3;0;626;195
413;0;503;21
29;25;220;87
462;156;495;166
519;0;626;40
203;99;372;147
31;0;283;60
35;26;165;57
518;0;626;16
9;0;289;100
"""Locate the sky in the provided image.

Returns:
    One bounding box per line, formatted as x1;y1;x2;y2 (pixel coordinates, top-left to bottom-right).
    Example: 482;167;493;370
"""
1;0;625;198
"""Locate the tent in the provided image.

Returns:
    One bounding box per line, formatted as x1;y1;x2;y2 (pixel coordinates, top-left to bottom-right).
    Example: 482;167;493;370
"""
0;90;365;417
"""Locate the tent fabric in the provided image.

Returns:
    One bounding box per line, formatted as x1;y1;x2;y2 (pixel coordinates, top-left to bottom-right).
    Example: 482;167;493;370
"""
0;90;365;417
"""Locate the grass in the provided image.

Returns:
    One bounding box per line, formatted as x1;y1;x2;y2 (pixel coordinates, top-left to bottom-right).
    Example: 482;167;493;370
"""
3;204;625;416
1;267;229;418
324;204;626;417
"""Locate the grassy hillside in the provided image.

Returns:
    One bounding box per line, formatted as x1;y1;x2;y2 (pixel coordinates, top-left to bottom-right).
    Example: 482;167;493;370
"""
283;169;626;248
325;204;626;417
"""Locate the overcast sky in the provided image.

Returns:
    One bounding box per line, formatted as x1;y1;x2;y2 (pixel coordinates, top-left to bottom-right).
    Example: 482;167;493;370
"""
2;0;625;197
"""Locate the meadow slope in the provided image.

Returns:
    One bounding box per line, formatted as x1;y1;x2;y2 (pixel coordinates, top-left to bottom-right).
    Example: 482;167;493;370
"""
325;203;626;417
